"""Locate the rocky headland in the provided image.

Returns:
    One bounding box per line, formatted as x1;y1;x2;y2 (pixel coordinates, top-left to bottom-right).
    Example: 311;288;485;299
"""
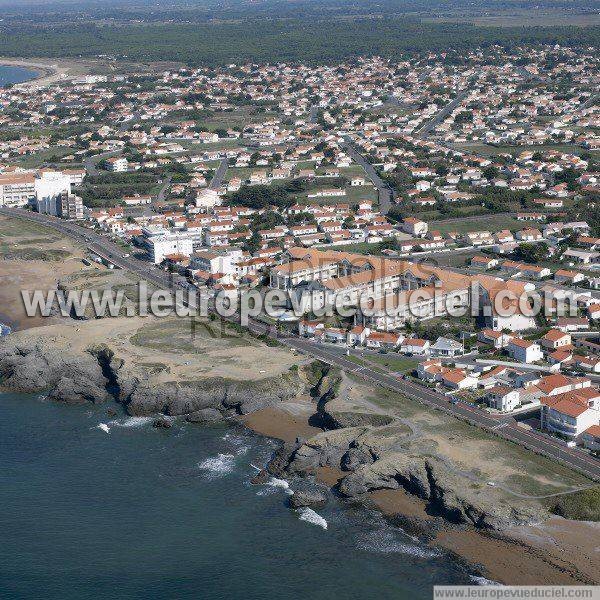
1;313;598;585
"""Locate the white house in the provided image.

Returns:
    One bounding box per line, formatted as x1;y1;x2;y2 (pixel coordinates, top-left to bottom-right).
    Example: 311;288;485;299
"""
487;386;521;412
507;338;543;364
400;338;430;356
430;337;463;358
541;387;600;440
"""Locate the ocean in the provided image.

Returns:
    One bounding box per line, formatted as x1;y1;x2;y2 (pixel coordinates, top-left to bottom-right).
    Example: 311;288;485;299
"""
0;65;39;87
0;392;478;599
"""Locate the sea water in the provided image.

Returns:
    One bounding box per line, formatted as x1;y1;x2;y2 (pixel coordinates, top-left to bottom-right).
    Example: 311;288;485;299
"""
0;65;39;87
0;392;478;599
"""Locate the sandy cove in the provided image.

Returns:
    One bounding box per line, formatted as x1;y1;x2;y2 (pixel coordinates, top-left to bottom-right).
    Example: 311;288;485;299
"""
243;404;600;586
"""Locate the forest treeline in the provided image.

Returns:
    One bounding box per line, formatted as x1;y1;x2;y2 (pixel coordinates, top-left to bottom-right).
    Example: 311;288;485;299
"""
0;18;598;66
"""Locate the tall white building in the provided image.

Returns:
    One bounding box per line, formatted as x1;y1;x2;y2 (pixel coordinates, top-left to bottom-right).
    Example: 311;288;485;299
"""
195;188;221;210
142;228;195;264
0;172;36;207
104;157;129;172
34;171;72;216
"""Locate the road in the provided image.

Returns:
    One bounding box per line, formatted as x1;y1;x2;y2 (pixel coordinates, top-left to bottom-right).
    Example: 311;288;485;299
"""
1;207;599;481
83;150;123;176
415;77;476;139
210;158;228;190
155;174;172;203
341;137;394;214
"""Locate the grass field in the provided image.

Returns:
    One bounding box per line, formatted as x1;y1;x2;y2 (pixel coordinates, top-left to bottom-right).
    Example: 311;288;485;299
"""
430;214;524;235
349;352;418;374
355;374;594;498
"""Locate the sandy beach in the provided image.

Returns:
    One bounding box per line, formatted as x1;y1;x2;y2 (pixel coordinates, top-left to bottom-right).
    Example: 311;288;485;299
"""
0;58;63;87
237;401;599;586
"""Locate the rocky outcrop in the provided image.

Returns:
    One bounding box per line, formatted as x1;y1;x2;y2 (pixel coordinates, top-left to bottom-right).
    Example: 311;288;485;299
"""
0;340;109;404
339;452;546;530
186;408;224;425
289;485;328;509
270;422;547;530
121;370;306;418
0;338;319;420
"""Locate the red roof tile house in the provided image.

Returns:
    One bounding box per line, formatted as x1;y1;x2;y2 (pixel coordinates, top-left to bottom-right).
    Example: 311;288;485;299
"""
400;338;430;356
441;369;478;390
540;387;600;440
582;425;600;453
507;338;543;364
365;331;404;350
539;329;572;351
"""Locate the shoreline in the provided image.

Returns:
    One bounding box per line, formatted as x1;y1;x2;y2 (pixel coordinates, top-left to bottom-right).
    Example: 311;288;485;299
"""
239;404;599;587
0;263;597;588
0;58;62;87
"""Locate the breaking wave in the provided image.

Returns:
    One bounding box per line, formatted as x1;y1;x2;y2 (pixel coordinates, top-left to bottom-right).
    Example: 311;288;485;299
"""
197;453;236;477
471;575;501;586
96;423;110;434
357;529;440;559
109;416;154;428
298;508;328;530
268;477;293;494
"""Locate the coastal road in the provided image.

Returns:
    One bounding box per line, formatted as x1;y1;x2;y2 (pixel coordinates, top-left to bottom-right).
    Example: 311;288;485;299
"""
1;207;599;481
341;136;394;214
209;158;229;190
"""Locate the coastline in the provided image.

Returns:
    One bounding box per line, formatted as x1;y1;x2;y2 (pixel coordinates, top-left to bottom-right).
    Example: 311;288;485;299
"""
239;404;600;587
0;58;63;87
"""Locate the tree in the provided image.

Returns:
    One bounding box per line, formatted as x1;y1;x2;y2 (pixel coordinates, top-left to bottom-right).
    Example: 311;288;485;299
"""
515;242;549;264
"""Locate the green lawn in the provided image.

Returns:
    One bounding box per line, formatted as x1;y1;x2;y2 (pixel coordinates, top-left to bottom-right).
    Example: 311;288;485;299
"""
430;214;524;235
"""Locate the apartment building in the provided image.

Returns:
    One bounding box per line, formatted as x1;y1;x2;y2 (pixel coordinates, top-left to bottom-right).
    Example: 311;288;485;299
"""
0;172;36;207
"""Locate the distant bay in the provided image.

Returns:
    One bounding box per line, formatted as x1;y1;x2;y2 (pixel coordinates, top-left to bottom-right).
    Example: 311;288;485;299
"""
0;65;40;86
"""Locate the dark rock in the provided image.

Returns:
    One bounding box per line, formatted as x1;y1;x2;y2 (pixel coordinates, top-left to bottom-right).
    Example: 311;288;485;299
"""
289;487;328;509
152;417;173;429
0;341;109;402
250;469;270;485
185;408;224;424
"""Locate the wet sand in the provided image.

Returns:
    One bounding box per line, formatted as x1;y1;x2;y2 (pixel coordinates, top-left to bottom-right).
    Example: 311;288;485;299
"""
239;403;599;586
241;406;322;444
436;528;595;585
369;488;432;520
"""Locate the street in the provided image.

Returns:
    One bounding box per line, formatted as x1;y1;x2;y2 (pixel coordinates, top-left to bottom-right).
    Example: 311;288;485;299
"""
341;137;394;214
1;207;599;481
210;158;229;190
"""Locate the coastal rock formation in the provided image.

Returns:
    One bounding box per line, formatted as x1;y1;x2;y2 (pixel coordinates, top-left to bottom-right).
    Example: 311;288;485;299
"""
0;340;109;404
0;336;317;420
271;425;547;530
289;485;328;509
185;408;224;424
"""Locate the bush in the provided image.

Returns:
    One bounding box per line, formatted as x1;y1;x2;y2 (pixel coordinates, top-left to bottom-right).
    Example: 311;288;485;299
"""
549;487;600;522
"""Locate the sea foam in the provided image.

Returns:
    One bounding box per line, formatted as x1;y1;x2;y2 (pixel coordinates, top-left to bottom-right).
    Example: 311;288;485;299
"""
268;477;293;494
96;423;110;434
357;529;440;559
197;453;236;477
298;507;328;530
471;575;501;586
109;416;154;429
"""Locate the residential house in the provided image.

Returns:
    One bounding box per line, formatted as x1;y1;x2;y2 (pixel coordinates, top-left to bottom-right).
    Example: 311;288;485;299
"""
400;338;430;356
507;338;543;364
